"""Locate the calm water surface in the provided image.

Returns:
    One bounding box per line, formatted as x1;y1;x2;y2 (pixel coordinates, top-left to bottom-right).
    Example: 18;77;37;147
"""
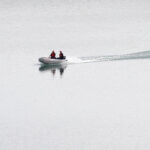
1;0;150;149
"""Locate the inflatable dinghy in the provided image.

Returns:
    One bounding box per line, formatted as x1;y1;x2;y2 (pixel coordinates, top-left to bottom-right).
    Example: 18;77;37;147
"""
39;57;67;65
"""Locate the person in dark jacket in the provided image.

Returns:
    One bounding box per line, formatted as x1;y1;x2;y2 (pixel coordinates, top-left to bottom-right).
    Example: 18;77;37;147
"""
50;50;56;59
59;51;64;59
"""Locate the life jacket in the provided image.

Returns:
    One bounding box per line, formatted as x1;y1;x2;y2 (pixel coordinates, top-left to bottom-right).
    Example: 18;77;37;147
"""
51;52;56;58
59;52;64;59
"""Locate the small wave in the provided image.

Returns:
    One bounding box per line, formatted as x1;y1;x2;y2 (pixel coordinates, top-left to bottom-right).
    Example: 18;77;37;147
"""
67;56;83;64
78;50;150;64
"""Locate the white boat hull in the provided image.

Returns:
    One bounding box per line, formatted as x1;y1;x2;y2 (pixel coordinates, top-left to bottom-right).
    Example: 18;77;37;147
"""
39;57;67;65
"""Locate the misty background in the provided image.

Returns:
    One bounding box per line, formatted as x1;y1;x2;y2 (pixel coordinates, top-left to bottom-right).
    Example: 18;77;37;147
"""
0;0;150;150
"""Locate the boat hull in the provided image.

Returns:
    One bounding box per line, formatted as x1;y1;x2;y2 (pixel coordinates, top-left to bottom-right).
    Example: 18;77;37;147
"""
39;57;67;65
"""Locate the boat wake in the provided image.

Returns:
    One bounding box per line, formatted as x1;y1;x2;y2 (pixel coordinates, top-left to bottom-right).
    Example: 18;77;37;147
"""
38;50;150;77
68;50;150;64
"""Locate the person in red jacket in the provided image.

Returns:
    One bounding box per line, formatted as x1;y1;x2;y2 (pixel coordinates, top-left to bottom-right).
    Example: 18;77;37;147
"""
50;50;56;59
59;51;64;59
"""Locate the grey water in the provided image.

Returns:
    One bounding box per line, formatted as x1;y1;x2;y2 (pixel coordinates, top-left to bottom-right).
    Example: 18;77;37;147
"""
1;0;150;149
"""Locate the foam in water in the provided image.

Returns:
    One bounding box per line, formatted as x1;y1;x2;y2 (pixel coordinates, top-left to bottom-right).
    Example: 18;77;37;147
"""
66;56;83;64
78;50;150;64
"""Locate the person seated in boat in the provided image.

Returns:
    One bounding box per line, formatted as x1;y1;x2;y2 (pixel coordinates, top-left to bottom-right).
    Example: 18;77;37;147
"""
59;51;65;59
50;50;56;59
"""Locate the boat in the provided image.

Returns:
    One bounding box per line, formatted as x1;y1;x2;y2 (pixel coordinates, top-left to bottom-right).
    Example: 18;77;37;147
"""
39;57;67;65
